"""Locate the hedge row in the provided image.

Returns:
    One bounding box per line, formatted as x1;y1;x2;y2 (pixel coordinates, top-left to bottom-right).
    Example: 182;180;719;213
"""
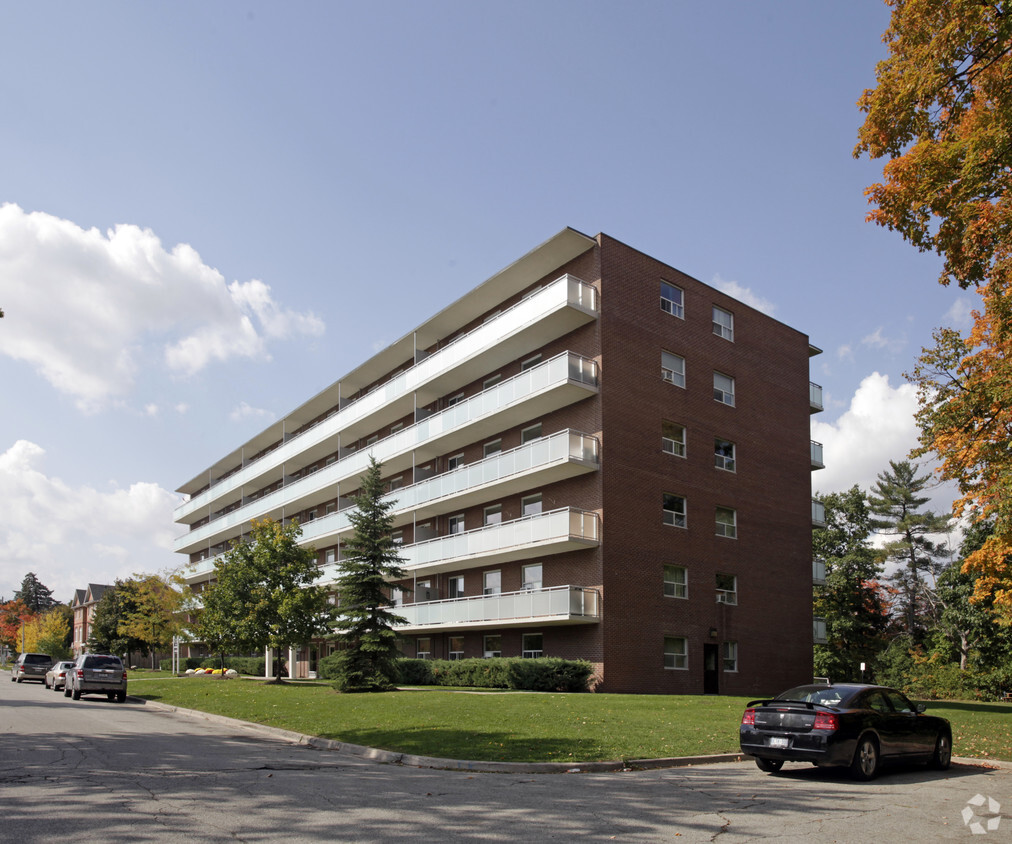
158;656;266;675
393;657;594;692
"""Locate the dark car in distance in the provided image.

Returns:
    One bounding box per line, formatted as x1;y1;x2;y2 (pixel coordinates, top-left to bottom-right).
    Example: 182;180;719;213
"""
739;683;951;780
11;652;53;683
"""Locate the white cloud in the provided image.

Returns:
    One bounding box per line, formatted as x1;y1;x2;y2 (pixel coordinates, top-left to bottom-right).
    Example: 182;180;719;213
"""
944;296;976;332
0;439;183;603
837;344;854;362
861;326;905;354
811;372;957;517
710;274;776;316
229;401;275;423
0;203;324;411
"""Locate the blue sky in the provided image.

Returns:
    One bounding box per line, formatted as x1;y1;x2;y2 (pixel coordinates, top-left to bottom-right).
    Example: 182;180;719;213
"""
0;2;974;602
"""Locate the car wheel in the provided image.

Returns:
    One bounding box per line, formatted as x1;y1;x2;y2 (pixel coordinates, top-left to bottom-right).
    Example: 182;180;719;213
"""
930;731;952;770
15;676;21;684
64;684;72;697
850;736;879;781
71;687;81;701
755;757;784;773
116;691;126;703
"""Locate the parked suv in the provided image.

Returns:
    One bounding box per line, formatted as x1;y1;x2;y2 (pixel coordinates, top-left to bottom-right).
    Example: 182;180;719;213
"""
65;654;127;702
11;652;52;683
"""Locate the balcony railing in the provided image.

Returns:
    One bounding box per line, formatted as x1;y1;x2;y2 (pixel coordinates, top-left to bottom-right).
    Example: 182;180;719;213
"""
175;275;598;521
401;507;599;575
174;353;599;554
812;499;826;527
813;559;826;585
394;585;600;631
813;616;828;644
810;382;824;413
810;440;824;470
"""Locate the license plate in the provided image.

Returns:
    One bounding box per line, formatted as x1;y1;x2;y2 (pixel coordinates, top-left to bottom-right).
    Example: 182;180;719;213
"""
769;737;789;749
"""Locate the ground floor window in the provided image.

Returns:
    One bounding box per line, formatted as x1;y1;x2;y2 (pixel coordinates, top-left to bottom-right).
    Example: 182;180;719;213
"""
522;633;543;658
448;635;464;660
416;637;431;659
483;634;502;658
664;636;688;670
722;641;737;672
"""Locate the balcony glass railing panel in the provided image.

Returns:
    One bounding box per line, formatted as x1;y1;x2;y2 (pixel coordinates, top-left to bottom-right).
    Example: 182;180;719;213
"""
812;499;826;525
810;440;824;468
396;585;600;628
175;353;598;551
176;277;597;520
810;381;824;411
813;559;827;583
401;507;599;569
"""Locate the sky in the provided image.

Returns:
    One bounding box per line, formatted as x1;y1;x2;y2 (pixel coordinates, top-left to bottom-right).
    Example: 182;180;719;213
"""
0;1;976;603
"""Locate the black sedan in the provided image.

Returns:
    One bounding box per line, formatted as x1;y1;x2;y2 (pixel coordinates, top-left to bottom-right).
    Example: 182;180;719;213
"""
739;683;951;780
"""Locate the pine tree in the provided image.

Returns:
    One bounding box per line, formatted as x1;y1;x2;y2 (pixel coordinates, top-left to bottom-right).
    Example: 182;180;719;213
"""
868;461;950;643
333;456;407;692
14;572;57;613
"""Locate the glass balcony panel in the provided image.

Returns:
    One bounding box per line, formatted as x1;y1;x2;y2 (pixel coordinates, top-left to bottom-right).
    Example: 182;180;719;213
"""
810;440;824;469
810;381;824;412
813;559;827;584
395;585;601;629
812;499;826;526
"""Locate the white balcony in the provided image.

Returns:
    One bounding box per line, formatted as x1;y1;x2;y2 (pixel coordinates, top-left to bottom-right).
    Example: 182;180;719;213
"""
174;353;599;555
175;275;598;522
401;507;599;577
810;440;824;470
394;585;600;633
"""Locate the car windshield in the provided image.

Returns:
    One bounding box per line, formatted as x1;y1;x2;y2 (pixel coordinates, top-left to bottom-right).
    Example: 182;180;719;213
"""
774;686;847;707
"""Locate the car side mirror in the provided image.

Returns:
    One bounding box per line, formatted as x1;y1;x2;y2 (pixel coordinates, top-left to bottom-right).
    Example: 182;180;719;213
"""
916;703;926;714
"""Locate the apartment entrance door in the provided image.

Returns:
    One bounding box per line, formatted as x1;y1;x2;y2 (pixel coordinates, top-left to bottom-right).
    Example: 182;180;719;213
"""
703;644;719;694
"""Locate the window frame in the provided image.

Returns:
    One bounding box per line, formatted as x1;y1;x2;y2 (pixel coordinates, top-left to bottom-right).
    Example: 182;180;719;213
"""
714;371;735;406
660;281;685;319
521;422;543;444
483;633;502;658
664;636;688;670
663;493;687;528
713;305;734;341
448;513;466;535
715;506;737;539
484;504;502;526
483;570;501;595
716;573;738;605
663;565;688;599
521;353;543;371
714;438;736;472
662;421;686;458
662;351;686;388
522;632;543;659
483;439;502;458
522;493;543;517
416;637;432;659
722;641;738;672
522;563;543;590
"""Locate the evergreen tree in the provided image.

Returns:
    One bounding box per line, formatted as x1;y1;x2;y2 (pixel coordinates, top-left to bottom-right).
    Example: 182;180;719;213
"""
333;456;407;692
813;486;889;681
868;460;950;643
14;572;57;613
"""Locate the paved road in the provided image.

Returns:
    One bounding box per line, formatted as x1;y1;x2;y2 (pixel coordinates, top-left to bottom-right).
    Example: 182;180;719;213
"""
1;676;1008;842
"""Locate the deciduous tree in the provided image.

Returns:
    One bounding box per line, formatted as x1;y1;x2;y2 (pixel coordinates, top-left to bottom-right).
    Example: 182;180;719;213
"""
856;1;1012;617
333;456;407;692
198;518;333;682
118;574;184;668
813;487;890;681
0;599;34;654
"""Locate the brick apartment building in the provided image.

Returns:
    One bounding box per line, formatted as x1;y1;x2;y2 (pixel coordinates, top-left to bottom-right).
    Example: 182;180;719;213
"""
174;229;824;694
70;583;112;656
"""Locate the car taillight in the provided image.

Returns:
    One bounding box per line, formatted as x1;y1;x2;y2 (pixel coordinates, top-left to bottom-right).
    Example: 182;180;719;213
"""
76;669;84;678
741;708;756;726
813;711;838;730
122;671;128;680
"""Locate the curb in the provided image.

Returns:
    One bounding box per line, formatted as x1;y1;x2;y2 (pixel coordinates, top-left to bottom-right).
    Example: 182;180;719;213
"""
129;695;746;774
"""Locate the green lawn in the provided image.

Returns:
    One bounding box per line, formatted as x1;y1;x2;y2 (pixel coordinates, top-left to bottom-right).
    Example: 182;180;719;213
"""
125;674;1012;764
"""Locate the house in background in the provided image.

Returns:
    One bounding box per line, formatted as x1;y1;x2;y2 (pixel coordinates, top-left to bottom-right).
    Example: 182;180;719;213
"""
173;228;824;693
70;583;112;656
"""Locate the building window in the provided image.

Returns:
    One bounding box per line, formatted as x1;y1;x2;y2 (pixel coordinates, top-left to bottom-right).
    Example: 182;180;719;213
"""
484;504;502;525
522;633;543;659
521;423;543;444
483;373;502;390
447;452;465;471
715;507;737;538
325;548;336;564
483;439;502;457
662;351;686;388
391;530;404;545
522;563;542;590
388;476;404;491
448;575;464;598
664;636;688;670
390;422;404;435
446;392;465;407
483;570;501;595
663;493;687;528
391;587;405;607
416;638;431;659
722;641;738;672
306;509;317;522
660;281;684;319
326;502;336;514
449;635;464;660
448;513;466;534
662;421;686;457
714;372;735;406
522;493;542;517
663;565;687;599
714;438;736;472
713;306;734;341
365;435;379;446
716;573;738;605
483;634;502;658
521;354;543;371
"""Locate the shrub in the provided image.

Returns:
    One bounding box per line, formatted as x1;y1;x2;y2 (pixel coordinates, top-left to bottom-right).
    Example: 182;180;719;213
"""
395;657;593;692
